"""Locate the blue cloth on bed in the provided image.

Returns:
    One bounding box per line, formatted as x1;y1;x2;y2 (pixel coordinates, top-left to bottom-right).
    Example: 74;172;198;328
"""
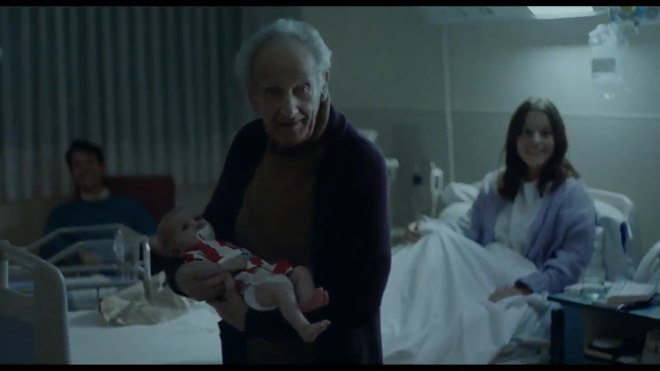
40;195;156;264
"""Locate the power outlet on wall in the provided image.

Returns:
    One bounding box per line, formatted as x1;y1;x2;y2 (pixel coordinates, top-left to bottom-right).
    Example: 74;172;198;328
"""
412;164;423;186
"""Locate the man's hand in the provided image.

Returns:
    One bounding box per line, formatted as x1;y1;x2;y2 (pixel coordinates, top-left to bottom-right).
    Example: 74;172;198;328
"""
207;272;248;331
488;286;529;303
79;251;102;266
174;260;227;302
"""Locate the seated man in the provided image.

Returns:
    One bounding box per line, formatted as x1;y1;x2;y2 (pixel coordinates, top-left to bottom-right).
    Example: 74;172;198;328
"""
40;139;157;267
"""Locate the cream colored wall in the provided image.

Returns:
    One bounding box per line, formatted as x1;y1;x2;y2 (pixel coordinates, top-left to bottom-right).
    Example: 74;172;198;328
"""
0;185;216;247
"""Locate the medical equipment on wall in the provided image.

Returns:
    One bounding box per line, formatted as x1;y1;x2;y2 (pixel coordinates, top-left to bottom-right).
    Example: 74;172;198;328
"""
411;163;425;219
588;22;629;99
589;7;660;99
610;6;660;28
429;162;444;218
386;158;400;183
358;128;399;184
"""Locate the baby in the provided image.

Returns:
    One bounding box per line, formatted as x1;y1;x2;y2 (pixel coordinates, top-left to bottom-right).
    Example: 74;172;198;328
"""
157;208;331;342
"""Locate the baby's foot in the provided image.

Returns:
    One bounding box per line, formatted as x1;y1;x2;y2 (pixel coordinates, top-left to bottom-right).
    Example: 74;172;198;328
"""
301;320;331;343
299;287;329;313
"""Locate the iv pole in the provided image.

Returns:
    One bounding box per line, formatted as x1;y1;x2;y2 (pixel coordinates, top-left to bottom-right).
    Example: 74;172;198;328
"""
441;24;455;184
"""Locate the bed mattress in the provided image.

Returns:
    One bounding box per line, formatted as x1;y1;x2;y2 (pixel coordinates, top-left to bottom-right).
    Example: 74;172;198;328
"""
67;306;223;364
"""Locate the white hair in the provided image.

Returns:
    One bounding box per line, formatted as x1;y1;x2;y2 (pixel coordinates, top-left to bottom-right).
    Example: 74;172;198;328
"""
234;19;332;90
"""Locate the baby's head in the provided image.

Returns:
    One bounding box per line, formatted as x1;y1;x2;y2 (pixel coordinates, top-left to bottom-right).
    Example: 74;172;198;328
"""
157;208;208;256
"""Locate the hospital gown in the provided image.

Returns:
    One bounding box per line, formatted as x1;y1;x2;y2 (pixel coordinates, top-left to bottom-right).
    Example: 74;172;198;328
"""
494;181;544;256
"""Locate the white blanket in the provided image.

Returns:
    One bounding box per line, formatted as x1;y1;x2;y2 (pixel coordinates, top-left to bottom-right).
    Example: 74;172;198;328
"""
69;307;222;364
99;272;207;326
381;225;552;364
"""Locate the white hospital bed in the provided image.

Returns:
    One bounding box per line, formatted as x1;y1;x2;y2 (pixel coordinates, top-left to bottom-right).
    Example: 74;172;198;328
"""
3;179;642;364
0;241;69;364
420;173;648;364
0;239;223;364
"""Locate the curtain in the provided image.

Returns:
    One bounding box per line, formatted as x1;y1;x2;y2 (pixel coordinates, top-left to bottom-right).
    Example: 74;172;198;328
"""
0;6;302;201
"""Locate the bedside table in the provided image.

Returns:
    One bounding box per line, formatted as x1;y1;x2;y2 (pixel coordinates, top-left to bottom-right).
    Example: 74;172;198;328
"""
549;293;660;364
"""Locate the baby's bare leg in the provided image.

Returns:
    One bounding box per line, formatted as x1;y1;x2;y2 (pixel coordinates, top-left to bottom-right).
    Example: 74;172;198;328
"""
254;283;330;343
289;266;329;313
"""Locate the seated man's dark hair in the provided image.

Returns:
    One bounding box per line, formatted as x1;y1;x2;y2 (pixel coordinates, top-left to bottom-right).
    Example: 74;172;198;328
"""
65;139;105;169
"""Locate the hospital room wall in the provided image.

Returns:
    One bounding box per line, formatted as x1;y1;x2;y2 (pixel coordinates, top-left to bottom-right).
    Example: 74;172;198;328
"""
303;7;660;251
0;6;298;246
447;17;660;252
301;7;451;228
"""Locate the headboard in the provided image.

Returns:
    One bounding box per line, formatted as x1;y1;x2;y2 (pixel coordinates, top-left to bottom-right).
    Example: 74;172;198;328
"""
589;188;642;266
0;241;70;364
104;176;175;223
77;175;175;224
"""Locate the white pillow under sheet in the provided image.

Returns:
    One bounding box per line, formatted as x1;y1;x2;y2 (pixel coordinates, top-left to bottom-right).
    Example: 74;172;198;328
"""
439;202;472;223
441;182;480;206
438;202;473;234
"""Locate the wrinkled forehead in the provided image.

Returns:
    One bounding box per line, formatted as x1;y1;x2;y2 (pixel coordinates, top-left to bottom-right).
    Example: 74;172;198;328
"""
524;111;552;132
253;38;318;86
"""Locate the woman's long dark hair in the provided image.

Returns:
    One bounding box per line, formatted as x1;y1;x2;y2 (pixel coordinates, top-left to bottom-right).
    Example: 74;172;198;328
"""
499;97;579;201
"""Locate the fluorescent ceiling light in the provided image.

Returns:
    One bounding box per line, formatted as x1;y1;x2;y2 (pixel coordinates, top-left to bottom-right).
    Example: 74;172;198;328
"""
528;6;594;16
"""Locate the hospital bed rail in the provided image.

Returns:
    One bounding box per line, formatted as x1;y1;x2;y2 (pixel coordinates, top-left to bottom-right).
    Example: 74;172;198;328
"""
8;224;154;303
0;240;70;364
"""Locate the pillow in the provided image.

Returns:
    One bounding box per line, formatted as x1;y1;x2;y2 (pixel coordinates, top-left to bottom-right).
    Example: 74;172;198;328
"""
440;182;479;206
438;202;472;223
438;202;472;234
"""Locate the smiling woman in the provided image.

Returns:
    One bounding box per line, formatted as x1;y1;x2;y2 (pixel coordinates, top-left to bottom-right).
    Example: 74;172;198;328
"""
400;97;594;297
499;97;579;202
162;19;392;365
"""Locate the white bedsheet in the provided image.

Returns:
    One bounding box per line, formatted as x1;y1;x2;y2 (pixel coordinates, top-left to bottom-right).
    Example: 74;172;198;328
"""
66;225;551;365
68;305;222;364
381;225;552;364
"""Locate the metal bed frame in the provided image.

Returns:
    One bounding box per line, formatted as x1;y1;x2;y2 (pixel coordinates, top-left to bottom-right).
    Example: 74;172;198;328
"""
7;224;154;306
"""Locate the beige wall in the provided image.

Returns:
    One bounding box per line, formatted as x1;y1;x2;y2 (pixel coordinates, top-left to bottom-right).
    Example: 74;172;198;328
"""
302;7;660;250
6;8;660;251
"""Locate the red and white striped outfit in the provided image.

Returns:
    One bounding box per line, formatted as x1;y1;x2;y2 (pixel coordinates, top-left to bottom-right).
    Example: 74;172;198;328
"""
183;237;293;311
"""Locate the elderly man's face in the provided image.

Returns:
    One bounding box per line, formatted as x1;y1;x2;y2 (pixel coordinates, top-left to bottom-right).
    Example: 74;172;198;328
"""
250;38;329;148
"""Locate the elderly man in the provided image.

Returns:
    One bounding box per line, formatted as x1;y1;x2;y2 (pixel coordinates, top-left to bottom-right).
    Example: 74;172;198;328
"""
162;19;391;364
